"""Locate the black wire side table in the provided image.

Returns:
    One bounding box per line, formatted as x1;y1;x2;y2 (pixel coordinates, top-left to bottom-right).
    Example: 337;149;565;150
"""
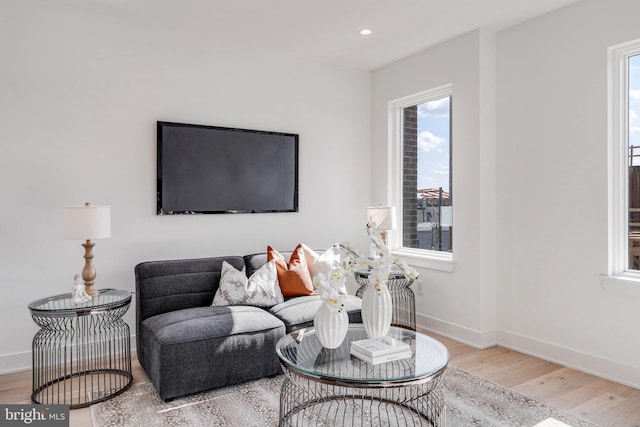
28;289;133;409
276;325;449;426
354;270;416;330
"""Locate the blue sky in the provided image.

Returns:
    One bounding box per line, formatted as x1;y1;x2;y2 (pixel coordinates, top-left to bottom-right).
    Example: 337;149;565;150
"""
630;54;640;163
415;96;451;192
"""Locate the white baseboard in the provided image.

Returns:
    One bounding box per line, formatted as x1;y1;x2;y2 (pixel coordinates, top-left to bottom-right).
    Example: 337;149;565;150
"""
496;330;640;390
416;313;640;390
0;351;32;375
0;335;137;375
416;313;497;349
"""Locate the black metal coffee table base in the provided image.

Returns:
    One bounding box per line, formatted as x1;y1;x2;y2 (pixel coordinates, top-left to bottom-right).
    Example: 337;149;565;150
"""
279;374;445;426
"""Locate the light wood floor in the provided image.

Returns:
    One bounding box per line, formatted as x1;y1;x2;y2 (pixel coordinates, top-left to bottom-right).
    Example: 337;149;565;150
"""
2;331;639;426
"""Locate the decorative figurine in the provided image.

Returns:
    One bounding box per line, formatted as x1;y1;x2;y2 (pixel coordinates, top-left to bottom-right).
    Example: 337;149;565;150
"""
71;273;91;303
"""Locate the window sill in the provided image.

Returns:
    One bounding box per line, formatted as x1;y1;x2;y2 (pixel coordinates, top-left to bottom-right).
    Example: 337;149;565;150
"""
600;274;640;299
391;248;454;273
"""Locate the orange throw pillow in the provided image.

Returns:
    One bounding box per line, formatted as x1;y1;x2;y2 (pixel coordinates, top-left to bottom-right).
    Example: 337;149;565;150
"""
267;244;315;297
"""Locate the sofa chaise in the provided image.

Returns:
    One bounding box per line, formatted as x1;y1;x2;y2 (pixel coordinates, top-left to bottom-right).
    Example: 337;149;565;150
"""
135;250;362;401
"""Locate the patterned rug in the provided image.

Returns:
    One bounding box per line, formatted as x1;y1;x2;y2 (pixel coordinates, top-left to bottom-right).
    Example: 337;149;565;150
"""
91;366;598;426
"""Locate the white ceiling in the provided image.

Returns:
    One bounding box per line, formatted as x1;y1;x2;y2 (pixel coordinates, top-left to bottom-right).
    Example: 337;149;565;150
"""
58;0;582;70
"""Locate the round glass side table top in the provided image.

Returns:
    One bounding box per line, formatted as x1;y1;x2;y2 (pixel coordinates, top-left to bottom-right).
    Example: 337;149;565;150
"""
276;324;449;426
28;289;133;409
28;288;131;320
354;267;411;281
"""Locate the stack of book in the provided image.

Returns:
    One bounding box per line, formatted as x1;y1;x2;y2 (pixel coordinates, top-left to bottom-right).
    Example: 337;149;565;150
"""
349;336;412;365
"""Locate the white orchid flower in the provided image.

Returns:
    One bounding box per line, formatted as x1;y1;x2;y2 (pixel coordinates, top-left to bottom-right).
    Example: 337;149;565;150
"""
314;270;347;313
323;286;346;313
312;272;328;290
319;284;334;301
330;268;345;282
395;258;420;280
369;265;391;293
327;220;421;290
328;267;348;293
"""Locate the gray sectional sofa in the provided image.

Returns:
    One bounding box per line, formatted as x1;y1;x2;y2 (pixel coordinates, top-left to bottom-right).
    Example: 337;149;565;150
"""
135;251;362;401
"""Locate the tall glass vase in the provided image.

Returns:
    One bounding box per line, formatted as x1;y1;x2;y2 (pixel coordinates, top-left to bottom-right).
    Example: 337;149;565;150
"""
314;304;349;349
361;280;392;338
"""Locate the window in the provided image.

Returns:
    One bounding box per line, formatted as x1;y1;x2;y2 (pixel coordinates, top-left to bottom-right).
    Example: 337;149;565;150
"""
629;54;640;270
608;40;640;277
389;85;453;270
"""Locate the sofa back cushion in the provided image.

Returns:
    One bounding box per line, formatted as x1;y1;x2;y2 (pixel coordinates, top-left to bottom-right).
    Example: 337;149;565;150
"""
244;252;291;277
135;256;246;323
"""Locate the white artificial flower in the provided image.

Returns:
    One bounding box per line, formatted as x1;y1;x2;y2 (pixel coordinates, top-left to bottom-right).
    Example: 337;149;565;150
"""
369;265;391;293
313;272;328;290
326;222;421;299
318;283;334;301
323;287;346;313
329;266;348;292
313;272;347;313
394;257;419;280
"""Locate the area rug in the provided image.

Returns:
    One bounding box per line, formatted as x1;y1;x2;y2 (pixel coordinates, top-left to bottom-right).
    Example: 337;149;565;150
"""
91;366;598;426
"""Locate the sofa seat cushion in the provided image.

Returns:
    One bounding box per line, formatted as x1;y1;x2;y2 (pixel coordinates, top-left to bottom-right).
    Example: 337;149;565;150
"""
269;295;362;333
140;305;285;400
143;306;283;343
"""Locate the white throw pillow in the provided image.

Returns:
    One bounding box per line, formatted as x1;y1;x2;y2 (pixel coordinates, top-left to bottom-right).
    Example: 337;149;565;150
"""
212;260;283;307
301;244;346;293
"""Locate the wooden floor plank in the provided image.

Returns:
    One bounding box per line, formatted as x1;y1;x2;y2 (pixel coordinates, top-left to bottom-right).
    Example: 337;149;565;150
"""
0;370;31;392
493;360;565;388
563;377;621;404
513;368;586;401
586;397;640;427
570;392;629;423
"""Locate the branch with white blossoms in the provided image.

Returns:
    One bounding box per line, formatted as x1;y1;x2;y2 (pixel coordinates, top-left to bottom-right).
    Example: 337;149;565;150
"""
333;241;370;273
332;223;420;283
313;269;348;313
368;261;392;294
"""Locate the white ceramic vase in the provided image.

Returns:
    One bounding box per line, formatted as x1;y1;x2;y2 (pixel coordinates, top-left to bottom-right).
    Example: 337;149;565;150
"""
314;304;349;349
361;280;393;338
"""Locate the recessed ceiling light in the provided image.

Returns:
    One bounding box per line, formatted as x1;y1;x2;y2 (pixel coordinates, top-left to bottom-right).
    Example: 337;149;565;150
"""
359;29;372;36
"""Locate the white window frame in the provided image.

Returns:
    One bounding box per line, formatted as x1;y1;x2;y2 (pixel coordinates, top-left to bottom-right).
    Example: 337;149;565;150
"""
388;84;454;272
607;39;640;283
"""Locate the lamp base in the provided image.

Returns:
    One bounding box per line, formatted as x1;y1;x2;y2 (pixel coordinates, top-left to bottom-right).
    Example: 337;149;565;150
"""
84;283;100;297
81;240;100;297
380;230;388;246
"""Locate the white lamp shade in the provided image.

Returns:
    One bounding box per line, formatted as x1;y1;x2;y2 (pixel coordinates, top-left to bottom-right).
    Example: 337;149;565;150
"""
367;206;397;230
64;204;111;240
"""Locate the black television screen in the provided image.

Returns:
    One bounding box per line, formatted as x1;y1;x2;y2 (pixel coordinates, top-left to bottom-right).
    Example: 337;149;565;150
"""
157;121;299;215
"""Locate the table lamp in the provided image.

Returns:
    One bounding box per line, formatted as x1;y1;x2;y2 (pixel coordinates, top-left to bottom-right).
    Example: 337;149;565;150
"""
64;202;111;297
367;205;397;245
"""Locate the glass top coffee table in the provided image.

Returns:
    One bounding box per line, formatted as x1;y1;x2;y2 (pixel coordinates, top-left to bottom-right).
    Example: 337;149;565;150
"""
276;324;449;426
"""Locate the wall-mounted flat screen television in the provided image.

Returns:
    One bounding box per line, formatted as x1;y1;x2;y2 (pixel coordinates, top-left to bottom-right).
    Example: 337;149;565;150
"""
157;121;299;215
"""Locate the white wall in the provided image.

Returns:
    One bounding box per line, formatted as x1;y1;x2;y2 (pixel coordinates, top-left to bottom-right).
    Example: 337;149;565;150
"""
496;0;640;387
372;30;499;347
0;1;371;372
373;0;640;388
